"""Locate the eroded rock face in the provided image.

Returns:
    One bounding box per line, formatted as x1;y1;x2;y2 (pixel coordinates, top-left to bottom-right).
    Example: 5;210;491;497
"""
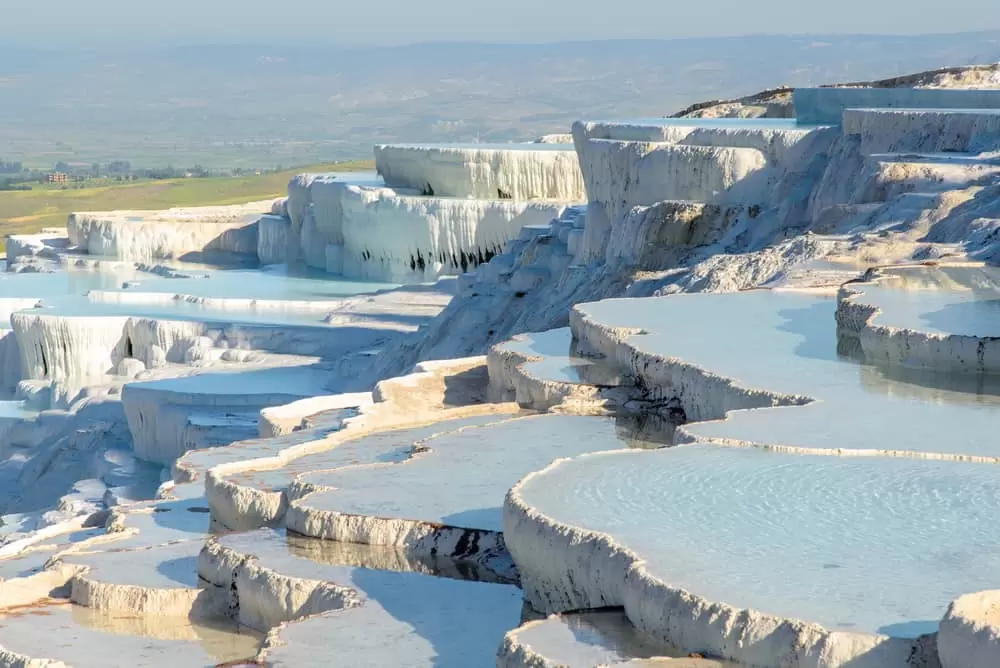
67;200;279;262
374;144;586;201
940;591;1000;668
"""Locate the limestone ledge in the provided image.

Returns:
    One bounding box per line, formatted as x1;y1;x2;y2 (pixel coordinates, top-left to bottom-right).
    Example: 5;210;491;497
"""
340;186;568;283
841;108;1000;154
285;171;387;269
502;467;936;668
836;264;1000;374
373;144;586;201
486;331;631;413
258;393;373;438
572;134;785;262
573;120;819;168
10;309;351;383
497;615;735;668
568;301;810;424
66;199;278;262
938;591;1000;668
198;537;358;631
205;356;515;532
121;362;330;465
87;287;351;314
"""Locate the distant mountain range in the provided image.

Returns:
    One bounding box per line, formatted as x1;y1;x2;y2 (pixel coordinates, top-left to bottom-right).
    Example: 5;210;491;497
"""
2;32;999;168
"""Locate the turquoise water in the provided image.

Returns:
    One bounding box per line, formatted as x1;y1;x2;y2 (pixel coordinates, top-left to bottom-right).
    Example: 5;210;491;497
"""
2;264;398;327
0;400;36;420
0;268;140;297
115;265;398;302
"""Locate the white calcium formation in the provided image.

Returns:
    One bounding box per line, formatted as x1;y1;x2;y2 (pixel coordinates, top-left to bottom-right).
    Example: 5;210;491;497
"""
1;64;1000;667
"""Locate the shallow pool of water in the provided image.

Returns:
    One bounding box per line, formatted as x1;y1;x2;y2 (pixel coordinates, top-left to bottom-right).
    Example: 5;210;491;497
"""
520;444;1000;637
3;263;399;327
853;264;1000;337
579;290;1000;459
512;611;684;665
300;414;653;532
0;600;262;667
114;264;398;302
498;328;622;386
219;529;523;668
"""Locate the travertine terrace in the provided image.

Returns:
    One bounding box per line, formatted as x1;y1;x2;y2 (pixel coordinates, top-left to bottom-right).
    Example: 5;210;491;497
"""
2;64;1000;667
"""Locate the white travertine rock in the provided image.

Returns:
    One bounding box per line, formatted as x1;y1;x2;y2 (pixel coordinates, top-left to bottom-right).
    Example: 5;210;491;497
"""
939;591;1000;668
851;154;1000;204
0;328;23;394
66;200;277;262
574;119;819;167
258;392;373;438
63;538;227;619
374;143;586;201
572;138;767;261
487;328;627;412
113;358;146;379
340;186;567;282
286;172;388;268
605;201;744;268
123;366;329;464
836;263;1000;374
842;108;1000;154
498;612;736;668
503;469;932;668
794;87;1000;125
205;358;508;531
257;213;290;265
11;311;130;381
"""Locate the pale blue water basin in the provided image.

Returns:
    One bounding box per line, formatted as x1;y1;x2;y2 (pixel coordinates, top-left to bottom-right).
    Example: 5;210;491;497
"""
0;400;36;421
498;328;622;386
852;265;1000;337
3;264;398;327
29;297;339;326
130;366;330;397
113;265;398;302
217;529;523;668
518;444;1000;637
298;414;652;532
234;414;515;492
0;267;141;297
178;408;357;479
512;612;685;665
578;290;1000;458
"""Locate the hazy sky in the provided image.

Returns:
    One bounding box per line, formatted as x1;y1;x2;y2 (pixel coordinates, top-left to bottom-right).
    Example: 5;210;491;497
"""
7;0;1000;46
